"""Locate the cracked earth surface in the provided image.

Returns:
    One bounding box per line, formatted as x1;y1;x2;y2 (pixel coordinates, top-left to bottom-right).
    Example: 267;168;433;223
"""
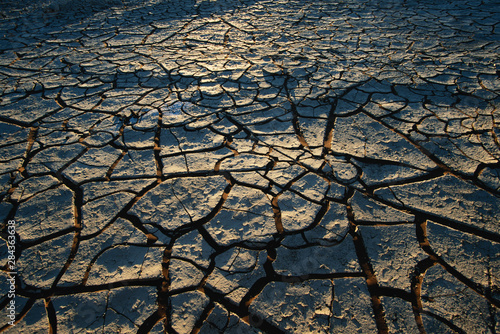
0;0;499;332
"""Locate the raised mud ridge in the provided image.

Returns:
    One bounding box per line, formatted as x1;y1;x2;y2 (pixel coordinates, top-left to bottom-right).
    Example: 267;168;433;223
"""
0;0;499;332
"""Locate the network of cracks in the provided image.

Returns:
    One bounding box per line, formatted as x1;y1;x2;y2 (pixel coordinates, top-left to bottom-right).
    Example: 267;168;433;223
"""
0;0;499;332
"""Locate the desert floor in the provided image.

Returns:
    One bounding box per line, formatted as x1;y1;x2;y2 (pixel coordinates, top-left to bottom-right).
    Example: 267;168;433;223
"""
0;0;499;332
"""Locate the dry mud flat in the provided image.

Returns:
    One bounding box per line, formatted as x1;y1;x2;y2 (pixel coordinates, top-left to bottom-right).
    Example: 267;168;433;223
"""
0;0;499;332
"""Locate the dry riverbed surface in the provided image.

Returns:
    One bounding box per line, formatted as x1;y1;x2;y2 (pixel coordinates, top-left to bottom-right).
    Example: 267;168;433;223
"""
0;0;499;332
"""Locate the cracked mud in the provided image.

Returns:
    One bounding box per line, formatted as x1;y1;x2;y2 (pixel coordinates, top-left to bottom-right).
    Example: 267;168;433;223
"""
0;0;499;332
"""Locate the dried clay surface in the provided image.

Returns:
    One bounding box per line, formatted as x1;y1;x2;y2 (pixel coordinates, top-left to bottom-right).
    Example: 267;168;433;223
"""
0;0;499;333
